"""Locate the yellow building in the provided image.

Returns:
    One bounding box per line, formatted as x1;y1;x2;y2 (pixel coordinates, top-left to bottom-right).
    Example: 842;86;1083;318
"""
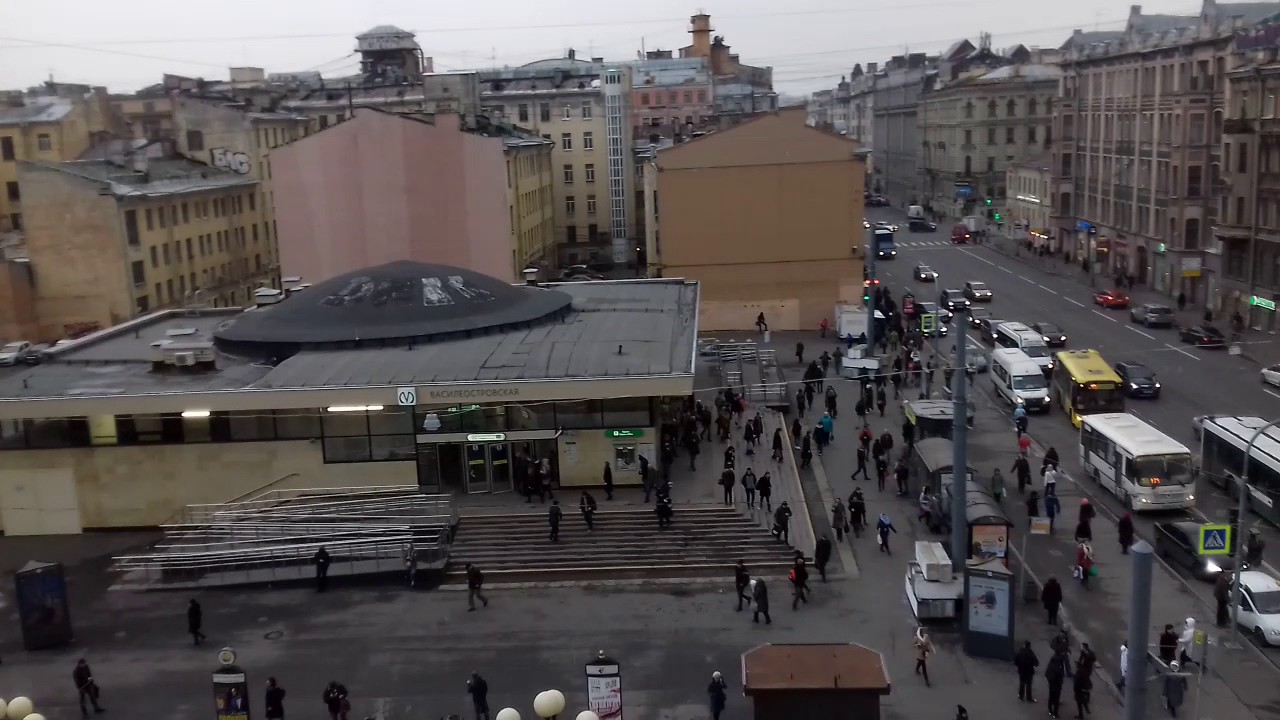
17;153;270;338
0;95;95;232
505;135;557;272
110;92;175;141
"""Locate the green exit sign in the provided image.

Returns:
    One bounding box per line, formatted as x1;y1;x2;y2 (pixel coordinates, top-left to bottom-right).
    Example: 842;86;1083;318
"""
606;429;645;438
1250;295;1277;311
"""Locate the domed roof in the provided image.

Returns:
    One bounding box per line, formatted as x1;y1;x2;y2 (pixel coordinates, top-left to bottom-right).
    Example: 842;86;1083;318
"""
214;261;572;354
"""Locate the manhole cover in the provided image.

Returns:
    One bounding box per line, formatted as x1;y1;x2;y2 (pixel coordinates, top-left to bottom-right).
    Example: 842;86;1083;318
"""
264;630;284;640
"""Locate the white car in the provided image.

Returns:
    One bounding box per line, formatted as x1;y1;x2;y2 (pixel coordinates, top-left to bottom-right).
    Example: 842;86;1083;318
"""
1234;570;1280;645
1264;364;1280;388
0;340;31;365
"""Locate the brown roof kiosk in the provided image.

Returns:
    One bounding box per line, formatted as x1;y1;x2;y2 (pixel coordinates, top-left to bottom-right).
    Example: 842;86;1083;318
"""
741;643;892;720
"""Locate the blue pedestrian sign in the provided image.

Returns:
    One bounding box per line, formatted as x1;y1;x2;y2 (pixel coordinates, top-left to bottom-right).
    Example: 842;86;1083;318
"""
1198;524;1232;556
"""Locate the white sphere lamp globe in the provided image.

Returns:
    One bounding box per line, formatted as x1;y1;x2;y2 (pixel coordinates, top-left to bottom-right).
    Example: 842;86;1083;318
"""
5;698;33;720
25;713;47;720
533;689;566;718
576;712;601;720
495;709;521;720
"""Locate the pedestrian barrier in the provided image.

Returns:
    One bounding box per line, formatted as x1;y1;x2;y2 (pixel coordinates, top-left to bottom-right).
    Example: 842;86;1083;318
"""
717;342;789;408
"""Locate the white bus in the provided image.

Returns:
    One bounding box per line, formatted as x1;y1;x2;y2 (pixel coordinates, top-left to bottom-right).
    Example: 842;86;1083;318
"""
1080;413;1196;511
1200;416;1280;525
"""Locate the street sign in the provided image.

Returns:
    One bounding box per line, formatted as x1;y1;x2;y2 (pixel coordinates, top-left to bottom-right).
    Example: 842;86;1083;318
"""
1029;517;1052;536
1250;295;1277;311
606;429;644;438
920;313;937;335
1198;524;1232;555
396;386;418;406
466;433;506;442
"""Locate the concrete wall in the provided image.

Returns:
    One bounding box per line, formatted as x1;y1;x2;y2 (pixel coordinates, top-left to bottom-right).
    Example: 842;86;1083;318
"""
653;109;863;331
0;259;38;341
0;439;413;532
270;109;514;284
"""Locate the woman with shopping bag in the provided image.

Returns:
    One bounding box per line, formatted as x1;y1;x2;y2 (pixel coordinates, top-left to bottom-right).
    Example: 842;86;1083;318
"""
1074;542;1095;589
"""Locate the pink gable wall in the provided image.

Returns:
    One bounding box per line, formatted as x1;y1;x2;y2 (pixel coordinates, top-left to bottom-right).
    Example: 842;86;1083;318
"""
272;110;514;284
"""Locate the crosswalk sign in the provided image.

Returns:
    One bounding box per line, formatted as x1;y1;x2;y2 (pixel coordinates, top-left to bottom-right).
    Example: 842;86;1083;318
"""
1198;524;1232;556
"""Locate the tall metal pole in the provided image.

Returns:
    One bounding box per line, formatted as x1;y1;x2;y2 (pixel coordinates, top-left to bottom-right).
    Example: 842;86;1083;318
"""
1232;419;1280;647
866;227;878;348
950;326;969;573
1123;540;1154;720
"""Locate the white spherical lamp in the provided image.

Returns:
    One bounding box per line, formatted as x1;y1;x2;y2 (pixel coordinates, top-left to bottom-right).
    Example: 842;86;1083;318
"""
575;712;601;720
533;689;566;718
5;698;33;720
495;709;521;720
0;701;7;718
25;713;47;720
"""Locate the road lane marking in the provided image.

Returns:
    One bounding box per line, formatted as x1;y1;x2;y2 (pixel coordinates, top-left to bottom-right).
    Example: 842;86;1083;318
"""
999;266;1014;274
1066;298;1085;307
1021;276;1037;284
1092;310;1118;323
1037;283;1056;293
1266;388;1280;400
1165;343;1200;360
1127;326;1156;340
960;249;997;266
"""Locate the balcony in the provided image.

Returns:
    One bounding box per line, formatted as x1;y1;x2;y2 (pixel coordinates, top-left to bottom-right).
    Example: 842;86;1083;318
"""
1224;118;1255;135
1213;221;1251;240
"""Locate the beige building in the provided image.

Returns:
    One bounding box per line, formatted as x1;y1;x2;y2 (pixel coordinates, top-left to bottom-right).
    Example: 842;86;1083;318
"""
0;92;98;232
17;152;267;338
645;107;864;330
1005;157;1055;246
110;91;175;141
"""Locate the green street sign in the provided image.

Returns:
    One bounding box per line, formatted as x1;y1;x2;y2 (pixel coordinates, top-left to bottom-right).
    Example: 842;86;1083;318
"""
1250;295;1277;311
606;429;644;438
1197;524;1232;556
920;313;937;334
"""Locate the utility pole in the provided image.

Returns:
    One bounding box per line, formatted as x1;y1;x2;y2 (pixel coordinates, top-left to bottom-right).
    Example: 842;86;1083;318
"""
1123;540;1154;720
949;325;968;573
865;226;877;347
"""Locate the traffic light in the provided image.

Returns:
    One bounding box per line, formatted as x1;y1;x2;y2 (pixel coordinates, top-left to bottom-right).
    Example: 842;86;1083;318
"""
862;278;880;303
993;212;1002;222
985;198;993;206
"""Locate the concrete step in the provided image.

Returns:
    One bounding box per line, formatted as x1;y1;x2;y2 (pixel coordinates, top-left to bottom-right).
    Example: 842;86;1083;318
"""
453;547;795;565
441;560;799;584
459;507;749;526
455;526;768;542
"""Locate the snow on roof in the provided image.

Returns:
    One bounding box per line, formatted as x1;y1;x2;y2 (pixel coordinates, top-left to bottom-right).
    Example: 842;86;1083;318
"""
0;98;75;126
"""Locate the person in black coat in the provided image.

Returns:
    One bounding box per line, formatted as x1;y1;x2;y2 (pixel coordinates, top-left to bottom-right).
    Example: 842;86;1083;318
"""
602;462;614;500
1117;512;1135;554
74;658;105;717
1041;577;1063;625
1015;640;1040;702
1071;667;1092;719
734;561;751;611
187;598;206;645
264;677;286;720
313;546;331;592
757;472;773;512
814;536;832;582
467;672;490;720
707;671;729;720
771;428;784;462
752;577;772;624
1045;650;1069;719
548;500;563;541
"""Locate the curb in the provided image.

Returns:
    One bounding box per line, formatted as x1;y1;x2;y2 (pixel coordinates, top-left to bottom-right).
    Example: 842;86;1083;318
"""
770;408;819;556
807;440;861;578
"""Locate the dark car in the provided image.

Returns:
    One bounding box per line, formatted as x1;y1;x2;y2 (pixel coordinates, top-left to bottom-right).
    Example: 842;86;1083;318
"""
950;224;971;244
962;281;993;302
1179;324;1227;348
914;302;951;336
939;288;970;312
909;219;937;232
977;317;1009;344
1032;322;1067;347
21;343;50;365
867;194;889;207
968;306;992;329
1154;521;1237;582
915;264;939;281
1129;303;1176;328
1094;289;1130;309
1115;362;1161;399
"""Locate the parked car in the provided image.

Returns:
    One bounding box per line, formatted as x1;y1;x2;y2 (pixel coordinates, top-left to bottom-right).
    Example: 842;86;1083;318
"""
0;340;32;365
1115;362;1161;399
1178;324;1227;348
915;264;939;282
968;306;992;329
867;194;890;207
1094;289;1130;309
1233;570;1280;645
1032;322;1067;347
1129;303;1176;328
909;219;937;232
21;343;50;365
1154;521;1235;582
1264;364;1280;388
950;224;971;244
963;281;993;302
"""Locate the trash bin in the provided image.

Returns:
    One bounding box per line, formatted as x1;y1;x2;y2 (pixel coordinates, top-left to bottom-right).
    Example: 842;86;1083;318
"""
1023;579;1039;603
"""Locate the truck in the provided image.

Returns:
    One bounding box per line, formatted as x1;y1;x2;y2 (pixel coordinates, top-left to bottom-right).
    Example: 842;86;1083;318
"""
907;205;925;220
962;215;985;234
871;228;897;259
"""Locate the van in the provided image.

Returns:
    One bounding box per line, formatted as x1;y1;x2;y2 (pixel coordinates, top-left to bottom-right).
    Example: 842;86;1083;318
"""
990;347;1052;411
950;224;971;244
993;323;1055;375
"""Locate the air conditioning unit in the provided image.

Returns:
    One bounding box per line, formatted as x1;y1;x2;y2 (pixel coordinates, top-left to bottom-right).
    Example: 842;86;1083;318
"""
173;351;197;367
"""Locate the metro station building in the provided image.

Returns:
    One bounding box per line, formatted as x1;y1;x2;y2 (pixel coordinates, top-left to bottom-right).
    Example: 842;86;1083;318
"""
0;261;698;535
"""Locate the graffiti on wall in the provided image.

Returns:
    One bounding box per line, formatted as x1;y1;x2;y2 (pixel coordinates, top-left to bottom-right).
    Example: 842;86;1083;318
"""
210;148;251;175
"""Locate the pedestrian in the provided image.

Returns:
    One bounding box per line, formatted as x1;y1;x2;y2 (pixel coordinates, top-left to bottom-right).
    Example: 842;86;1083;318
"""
1018;433;1032;455
990;467;1006;504
323;681;349;720
796;341;805;365
1012;455;1031;493
819;411;834;445
790;558;810;609
819;317;829;338
187;598;206;645
718;467;737;505
955;706;969;720
795;387;807;416
1177;291;1187;312
74;658;105;718
1246;529;1266;567
1074;517;1093;545
548;500;563;541
707;671;729;720
876;385;887;416
1159;624;1179;665
832;498;848;541
1118;512;1134;554
849;488;867;538
852;445;869;481
1026;490;1041;524
917;487;933;524
1078;497;1095;524
734;560;752;611
1043;464;1059;496
902;417;915;451
773;501;793;543
741;467;758;508
1075;542;1094;587
1015;640;1040;702
1014;404;1028;436
752;576;772;624
1118;641;1128;694
1043;445;1060;472
1071;667;1092;719
640;454;653;502
466;672;491;720
875;455;889;492
855;396;868;426
1163;662;1189;717
1046;649;1069;719
771;428;784;462
264;677;286;720
814;535;832;582
800;433;813;469
757;471;773;511
466;562;489;611
403;541;418;587
876;512;898;554
1044;486;1061;532
825;385;838;417
1215;571;1232;627
895;460;910;497
913;627;933;686
756;312;768;332
656;496;674;528
602;462;614;500
313;545;331;592
1042;577;1063;625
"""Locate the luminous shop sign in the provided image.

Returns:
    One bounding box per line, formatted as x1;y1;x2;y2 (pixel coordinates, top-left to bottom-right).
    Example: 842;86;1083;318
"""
1250;295;1277;311
466;433;507;442
606;429;644;438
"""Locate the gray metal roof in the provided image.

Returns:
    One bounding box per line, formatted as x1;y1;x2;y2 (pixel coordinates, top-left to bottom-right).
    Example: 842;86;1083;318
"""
0;98;74;126
28;157;256;199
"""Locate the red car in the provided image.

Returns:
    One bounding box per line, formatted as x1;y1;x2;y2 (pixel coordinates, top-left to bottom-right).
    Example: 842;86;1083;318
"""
950;225;971;244
1094;289;1130;309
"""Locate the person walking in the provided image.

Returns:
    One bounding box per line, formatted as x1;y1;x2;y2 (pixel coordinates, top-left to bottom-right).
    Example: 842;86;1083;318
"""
795;387;807;417
771;428;784;463
1163;662;1189;717
313;546;331;592
639;455;653;502
795;341;805;365
991;467;1006;504
902;417;915;452
1215;571;1232;627
849;488;867;538
773;502;793;543
707;671;729;720
466;672;491;720
1117;641;1129;694
323;681;350;720
757;471;773;512
832;498;848;541
756;312;768;332
719;467;736;505
853;445;869;481
913;627;934;686
1026;490;1041;525
734;560;752;611
264;677;286;720
403;541;419;587
1118;512;1135;554
1015;640;1040;702
656;496;674;528
466;563;489;611
741;467;758;508
602;462;614;500
1012;455;1032;493
1044;487;1061;533
73;658;105;717
825;385;838;417
1177;291;1187;312
1158;624;1179;665
1045;649;1069;719
814;535;832;583
187;598;206;646
580;490;598;530
790;558;810;609
800;434;813;469
548;500;563;541
1246;529;1266;567
876;385;887;417
876;513;898;554
1075;542;1095;588
1042;577;1063;625
1072;666;1092;719
752;576;772;624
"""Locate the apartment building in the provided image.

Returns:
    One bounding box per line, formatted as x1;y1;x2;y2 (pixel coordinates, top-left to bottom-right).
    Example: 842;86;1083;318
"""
17;151;265;337
1053;2;1280;302
0;93;98;232
631;53;714;141
479;57;636;268
111;90;175;141
808;89;834;128
871;53;933;205
1006;157;1056;246
680;13;777;122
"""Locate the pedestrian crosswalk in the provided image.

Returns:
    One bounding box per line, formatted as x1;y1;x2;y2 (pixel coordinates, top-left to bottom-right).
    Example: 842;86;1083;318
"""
895;240;957;248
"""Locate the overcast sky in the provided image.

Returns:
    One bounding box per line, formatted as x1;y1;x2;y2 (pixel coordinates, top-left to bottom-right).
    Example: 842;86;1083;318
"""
1;0;1203;96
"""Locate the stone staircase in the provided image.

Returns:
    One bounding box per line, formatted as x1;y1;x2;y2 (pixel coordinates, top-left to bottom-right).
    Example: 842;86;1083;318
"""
443;505;800;584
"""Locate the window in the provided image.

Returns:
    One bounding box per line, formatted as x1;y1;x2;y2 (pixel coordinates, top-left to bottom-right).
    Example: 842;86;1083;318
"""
154;282;162;301
166;279;174;302
227;411;276;441
562;105;572;120
8;213;20;230
641;93;650;105
561;133;573;151
1006;99;1017;117
964;130;972;146
125;209;139;245
581;101;593;119
554;399;602;428
987;127;996;145
988;100;998;118
171;205;178;225
137;295;149;313
1006;127;1015;144
150;246;158;268
566;225;577;243
587;195;597;214
540;103;551;122
987;156;995;173
145;208;154;231
518;104;529;122
697;89;707;102
0;136;13;161
186;130;204;151
566;196;576;214
583;132;594;151
588;223;599;242
2;181;17;202
584;164;596;182
1028;98;1038;115
162;243;171;265
964;101;974;119
36;134;51;151
668;92;677;105
602;397;651;427
563;164;574;183
318;115;329;129
131;260;145;285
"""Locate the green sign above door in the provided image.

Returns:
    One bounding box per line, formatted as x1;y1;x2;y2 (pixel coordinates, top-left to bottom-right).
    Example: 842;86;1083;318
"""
605;429;645;438
1250;295;1277;311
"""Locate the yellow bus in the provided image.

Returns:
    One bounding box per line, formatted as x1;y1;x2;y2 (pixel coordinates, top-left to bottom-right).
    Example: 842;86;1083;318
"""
1050;349;1126;427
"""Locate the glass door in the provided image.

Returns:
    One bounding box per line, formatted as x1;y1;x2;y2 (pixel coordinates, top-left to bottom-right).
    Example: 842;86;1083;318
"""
464;443;490;493
489;443;513;493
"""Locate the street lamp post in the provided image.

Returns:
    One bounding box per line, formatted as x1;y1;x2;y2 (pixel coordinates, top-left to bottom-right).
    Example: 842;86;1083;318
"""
1230;418;1280;648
